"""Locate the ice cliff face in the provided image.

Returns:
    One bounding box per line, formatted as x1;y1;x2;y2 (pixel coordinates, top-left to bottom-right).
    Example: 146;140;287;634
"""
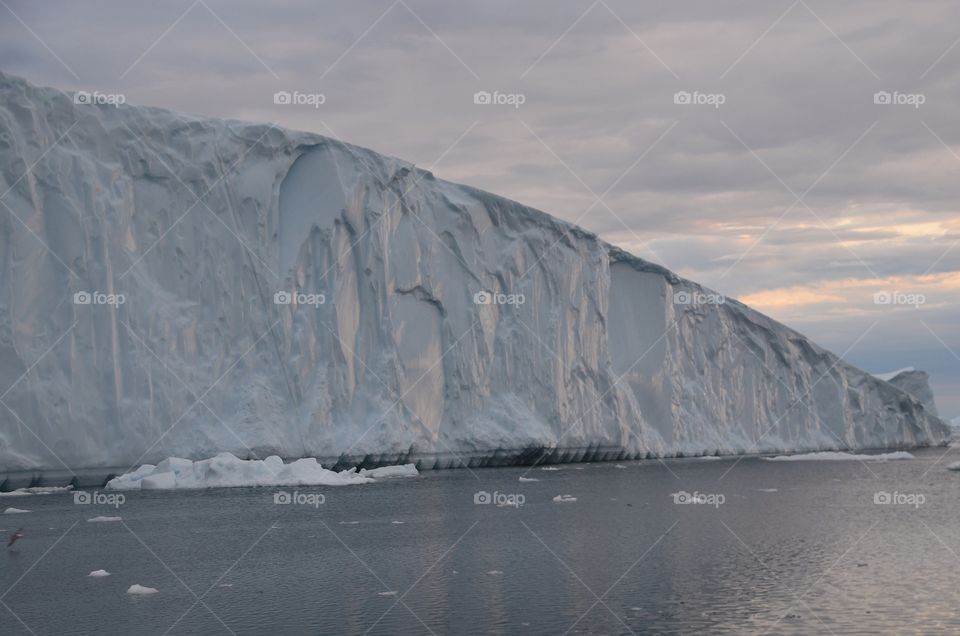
0;73;949;472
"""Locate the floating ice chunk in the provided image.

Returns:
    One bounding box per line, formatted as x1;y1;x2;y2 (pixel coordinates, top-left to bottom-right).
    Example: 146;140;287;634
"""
757;488;778;492
518;477;539;482
88;516;122;522
378;591;397;596
540;467;560;471
946;461;960;471
358;464;419;479
763;451;914;462
88;570;111;577
3;507;29;514
615;464;627;469
0;486;73;497
552;495;576;503
391;521;404;524
105;453;385;490
487;570;503;575
127;584;158;595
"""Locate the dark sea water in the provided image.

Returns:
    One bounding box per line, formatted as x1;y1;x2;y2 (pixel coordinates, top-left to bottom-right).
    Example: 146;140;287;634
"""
2;449;959;635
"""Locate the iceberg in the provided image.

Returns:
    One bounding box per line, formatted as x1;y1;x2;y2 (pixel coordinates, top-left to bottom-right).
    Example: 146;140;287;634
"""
0;72;950;475
126;584;158;595
874;369;939;416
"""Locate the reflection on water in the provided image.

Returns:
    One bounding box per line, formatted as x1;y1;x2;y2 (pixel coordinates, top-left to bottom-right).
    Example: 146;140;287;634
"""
1;449;959;634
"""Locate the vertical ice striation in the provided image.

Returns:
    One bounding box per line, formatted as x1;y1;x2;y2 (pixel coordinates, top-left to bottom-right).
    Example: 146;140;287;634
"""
0;73;949;472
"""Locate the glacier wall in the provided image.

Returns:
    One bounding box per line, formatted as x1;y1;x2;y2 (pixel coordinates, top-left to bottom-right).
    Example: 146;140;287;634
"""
0;73;949;473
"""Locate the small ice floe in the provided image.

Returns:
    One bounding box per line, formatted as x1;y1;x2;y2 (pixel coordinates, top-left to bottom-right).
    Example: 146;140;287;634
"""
339;521;360;525
0;486;72;497
552;495;577;503
757;488;778;493
763;451;914;462
219;584;233;588
614;465;627;469
358;464;419;479
105;453;409;490
88;570;111;577
3;507;30;514
378;591;397;596
540;467;560;471
518;477;539;482
87;516;122;523
391;521;404;525
126;584;158;595
487;570;503;575
946;462;960;471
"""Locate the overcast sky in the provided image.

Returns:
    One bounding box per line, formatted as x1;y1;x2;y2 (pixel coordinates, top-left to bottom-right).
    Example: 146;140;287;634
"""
2;0;958;417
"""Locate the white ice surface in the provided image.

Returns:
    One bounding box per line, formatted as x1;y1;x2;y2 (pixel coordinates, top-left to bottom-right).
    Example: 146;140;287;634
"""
3;507;29;514
87;516;122;522
105;453;418;490
357;464;419;479
88;570;111;577
127;584;158;595
763;451;914;462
